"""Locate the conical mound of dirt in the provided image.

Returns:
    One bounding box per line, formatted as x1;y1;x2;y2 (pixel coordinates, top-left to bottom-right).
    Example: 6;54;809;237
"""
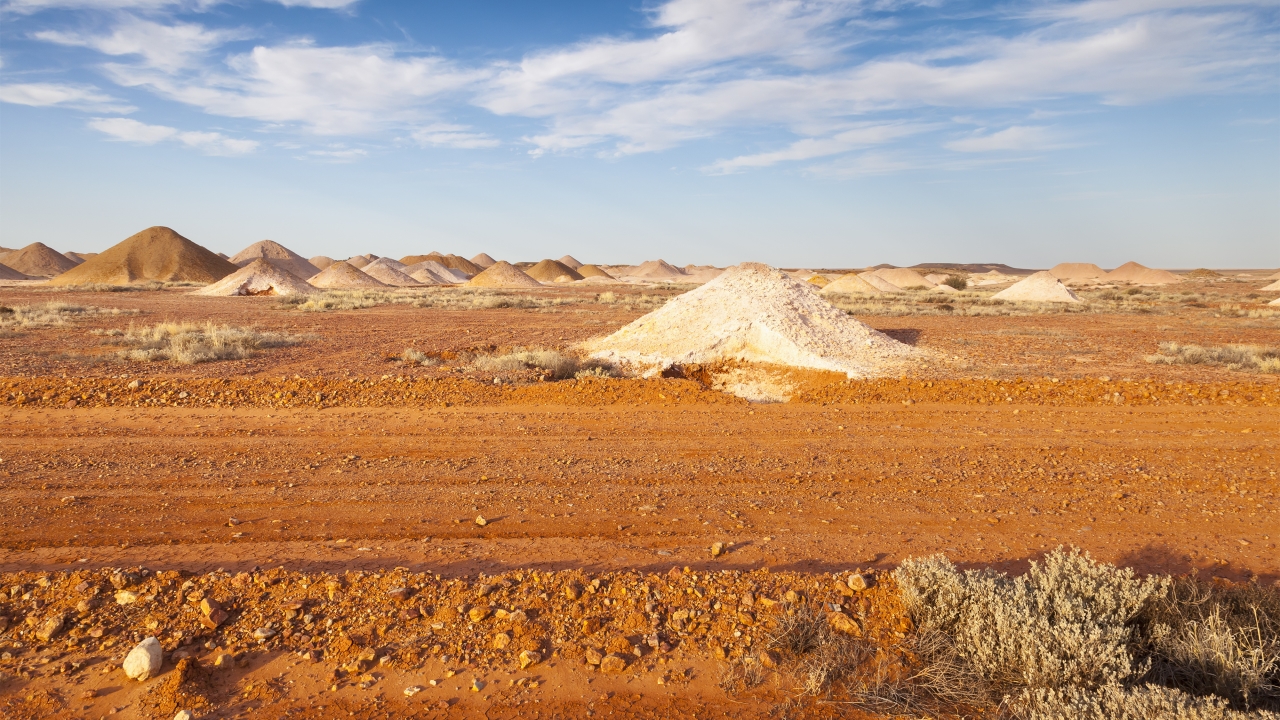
682;267;724;284
310;256;335;270
63;252;86;265
48;227;236;286
362;258;422;287
1;242;80;277
346;255;376;269
558;255;583;270
577;264;614;279
405;260;467;284
192;258;316;297
527;259;584;283
466;261;542;288
821;273;883;295
307;261;388;289
399;255;434;266
874;267;935;288
1260;279;1280;292
0;262;32;280
924;273;949;284
626;259;687;280
580;262;917;377
229;240;319;280
1050;262;1105;280
991;271;1081;303
470;253;497;268
1105;261;1182;285
430;253;482;277
1270;297;1280;306
969;270;1017;286
1267;270;1280;280
807;275;830;288
930;284;959;294
856;272;903;292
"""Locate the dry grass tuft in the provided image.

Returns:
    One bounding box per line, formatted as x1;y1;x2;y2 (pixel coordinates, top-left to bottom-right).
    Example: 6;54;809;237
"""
471;348;619;380
111;321;306;364
1145;342;1280;374
280;287;671;313
0;302;138;330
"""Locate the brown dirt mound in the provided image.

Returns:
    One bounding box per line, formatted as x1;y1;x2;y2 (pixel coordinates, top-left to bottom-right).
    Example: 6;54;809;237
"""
577;264;614;279
807;275;830;287
821;273;883;295
399;254;434;266
466;260;543;288
558;255;584;269
346;255;376;269
192;258;317;296
46;227;236;285
62;252;85;265
470;252;497;268
0;242;80;277
1105;261;1183;285
309;255;335;270
1049;262;1106;280
625;259;687;279
307;261;388;289
361;258;423;287
427;252;483;277
874;267;935;288
991;271;1081;303
406;260;467;283
229;240;319;280
0;262;32;280
526;259;585;283
856;272;903;292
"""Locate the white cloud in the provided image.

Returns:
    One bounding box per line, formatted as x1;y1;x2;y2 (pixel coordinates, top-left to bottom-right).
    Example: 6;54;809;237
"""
306;147;366;161
945;125;1061;152
88;116;257;153
35;17;243;72
0;81;134;112
705;122;929;173
411;123;499;149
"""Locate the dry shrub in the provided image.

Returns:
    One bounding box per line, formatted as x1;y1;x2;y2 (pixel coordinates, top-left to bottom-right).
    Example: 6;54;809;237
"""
36;281;202;292
113;321;305;364
0;302;138;329
1011;683;1274;720
399;348;439;366
470;348;618;380
286;290;397;312
1146;342;1280;374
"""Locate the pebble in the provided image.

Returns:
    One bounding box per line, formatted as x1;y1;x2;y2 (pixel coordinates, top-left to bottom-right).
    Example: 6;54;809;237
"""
123;637;162;681
403;685;424;697
253;627;277;640
115;590;140;605
599;654;628;674
847;573;875;591
36;613;65;642
475;515;488;526
519;650;542;669
174;711;193;720
710;542;725;558
492;633;511;649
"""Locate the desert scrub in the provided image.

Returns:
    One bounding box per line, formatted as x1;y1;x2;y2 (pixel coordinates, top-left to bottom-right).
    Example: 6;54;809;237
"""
1146;342;1280;374
470;348;618;380
111;321;306;364
399;348;439;367
0;302;138;330
36;281;204;292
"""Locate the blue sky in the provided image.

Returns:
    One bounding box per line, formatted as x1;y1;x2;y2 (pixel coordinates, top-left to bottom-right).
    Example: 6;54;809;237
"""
1;0;1277;268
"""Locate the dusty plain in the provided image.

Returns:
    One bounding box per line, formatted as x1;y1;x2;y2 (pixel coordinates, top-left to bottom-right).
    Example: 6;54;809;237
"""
1;279;1277;719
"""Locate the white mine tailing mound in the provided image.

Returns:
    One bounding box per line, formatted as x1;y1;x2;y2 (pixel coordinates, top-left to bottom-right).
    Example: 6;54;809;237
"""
558;255;583;270
874;268;935;288
362;258;421;287
821;273;883;295
856;272;902;292
470;253;497;269
991;271;1081;303
580;262;917;377
406;260;467;284
625;259;687;280
466;261;543;288
229;240;319;280
346;255;376;269
1260;279;1280;292
192;259;316;297
1270;297;1280;306
1049;262;1105;280
1105;261;1182;285
307;261;388;289
310;256;335;270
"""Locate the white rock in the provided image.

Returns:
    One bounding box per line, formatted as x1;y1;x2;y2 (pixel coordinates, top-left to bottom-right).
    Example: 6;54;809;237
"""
123;636;163;681
174;711;194;720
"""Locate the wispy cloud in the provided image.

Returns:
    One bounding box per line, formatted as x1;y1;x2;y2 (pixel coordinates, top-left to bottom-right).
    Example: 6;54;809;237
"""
411;123;499;149
0;81;134;112
2;0;357;13
705;122;930;174
945;125;1063;153
88;116;257;154
34;17;244;72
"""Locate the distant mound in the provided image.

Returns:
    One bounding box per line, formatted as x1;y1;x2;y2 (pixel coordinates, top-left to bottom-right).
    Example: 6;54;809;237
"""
527;259;584;283
1183;268;1221;279
192;258;316;297
991;271;1081;303
874;268;935;288
626;259;687;280
911;262;1036;275
807;275;830;288
856;272;903;292
558;255;584;270
362;258;422;287
580;263;916;377
310;256;335;270
405;260;468;284
1260;279;1280;292
346;255;376;269
0;262;32;280
1049;262;1106;280
821;273;883;295
428;252;483;277
577;264;614;279
307;261;388;289
1;242;80;277
1105;261;1182;285
47;227;236;286
470;253;497;268
399;255;434;266
969;270;1019;286
63;251;85;264
467;261;542;288
230;240;319;280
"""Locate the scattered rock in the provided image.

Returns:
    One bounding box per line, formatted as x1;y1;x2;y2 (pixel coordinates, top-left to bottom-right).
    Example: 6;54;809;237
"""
468;607;491;623
582;617;602;634
253;627;277;640
36;613;65;642
827;611;861;636
847;573;875;591
174;711;193;720
475;515;488;526
710;542;725;558
404;685;424;697
492;633;511;649
759;649;779;669
565;583;583;600
123;637;163;681
518;650;542;669
585;647;604;665
200;608;228;630
387;587;412;601
600;654;628;674
115;590;140;605
471;678;486;692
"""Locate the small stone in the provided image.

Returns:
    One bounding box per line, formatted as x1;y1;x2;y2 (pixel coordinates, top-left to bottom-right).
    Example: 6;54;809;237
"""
115;590;140;605
475;516;487;526
387;587;412;601
468;607;490;623
783;590;800;604
36;613;65;642
253;627;276;640
847;573;875;592
213;654;233;669
174;711;193;720
565;583;583;601
200;608;228;629
584;647;603;665
123;637;162;681
599;654;628;674
582;617;602;634
471;678;485;692
759;649;779;669
710;542;724;558
518;650;542;669
128;380;140;389
827;612;861;636
492;633;511;649
403;685;424;697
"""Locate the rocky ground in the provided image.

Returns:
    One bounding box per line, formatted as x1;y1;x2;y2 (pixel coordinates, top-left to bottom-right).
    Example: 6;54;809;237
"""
0;281;1277;718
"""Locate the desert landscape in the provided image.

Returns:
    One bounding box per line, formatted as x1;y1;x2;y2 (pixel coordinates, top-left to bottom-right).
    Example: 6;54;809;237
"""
0;227;1277;719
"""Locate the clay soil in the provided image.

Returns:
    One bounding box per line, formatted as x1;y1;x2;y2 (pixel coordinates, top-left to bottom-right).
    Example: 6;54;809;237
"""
1;281;1277;719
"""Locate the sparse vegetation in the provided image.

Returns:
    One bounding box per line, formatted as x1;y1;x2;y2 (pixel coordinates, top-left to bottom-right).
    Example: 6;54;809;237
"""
111;321;306;364
0;302;138;330
37;281;205;292
280;287;673;313
1146;342;1280;374
943;275;968;290
471;348;619;380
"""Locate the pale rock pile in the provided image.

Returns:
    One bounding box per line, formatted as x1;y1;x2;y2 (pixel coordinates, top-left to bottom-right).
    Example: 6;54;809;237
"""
930;284;959;294
821;273;884;295
406;260;467;284
470;253;497;268
924;273;950;284
856;272;902;292
310;256;335;270
991;271;1081;303
193;259;316;296
466;261;542;288
580;262;917;377
346;255;377;269
558;255;583;269
1049;263;1106;281
874;268;935;288
1261;279;1280;292
969;270;1018;286
1105;261;1182;285
307;261;387;288
229;240;319;279
362;258;422;286
622;259;687;281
